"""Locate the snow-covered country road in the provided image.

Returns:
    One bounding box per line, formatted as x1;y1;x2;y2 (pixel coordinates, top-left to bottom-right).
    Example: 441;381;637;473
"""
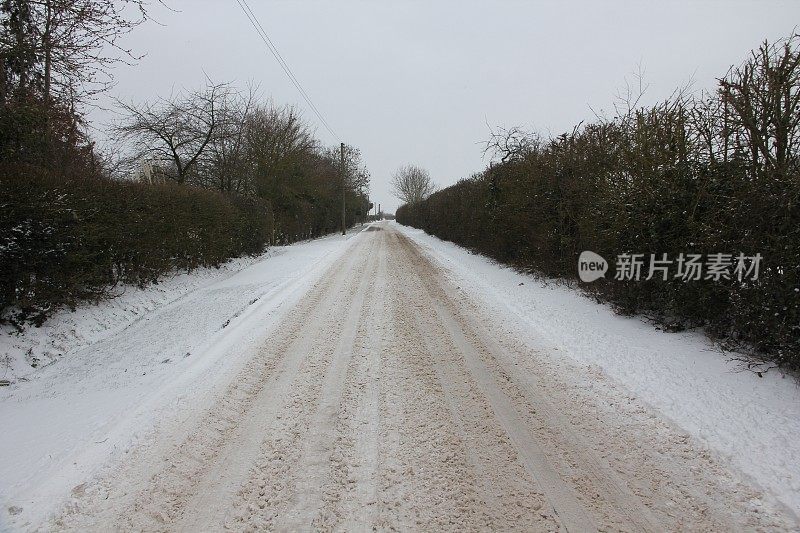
3;222;799;531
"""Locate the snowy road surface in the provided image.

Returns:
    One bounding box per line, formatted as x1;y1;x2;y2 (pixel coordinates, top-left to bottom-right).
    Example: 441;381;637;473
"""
2;222;799;531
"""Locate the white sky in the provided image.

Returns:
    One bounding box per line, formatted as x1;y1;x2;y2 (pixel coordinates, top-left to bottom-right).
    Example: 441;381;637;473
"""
92;0;800;212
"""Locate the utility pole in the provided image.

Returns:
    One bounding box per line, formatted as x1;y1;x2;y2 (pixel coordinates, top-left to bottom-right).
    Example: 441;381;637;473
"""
340;142;346;236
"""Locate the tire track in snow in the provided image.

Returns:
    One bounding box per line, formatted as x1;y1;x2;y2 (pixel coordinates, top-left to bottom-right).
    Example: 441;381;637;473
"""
389;230;565;531
55;234;374;531
395;229;793;532
309;229;387;530
274;234;382;530
220;233;381;531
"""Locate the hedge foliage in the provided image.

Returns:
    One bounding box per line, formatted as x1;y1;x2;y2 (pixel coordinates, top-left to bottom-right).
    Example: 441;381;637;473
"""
398;36;800;369
0;170;272;326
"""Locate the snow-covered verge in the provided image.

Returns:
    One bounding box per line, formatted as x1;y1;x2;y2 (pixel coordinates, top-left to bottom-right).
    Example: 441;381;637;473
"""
0;227;366;530
1;254;270;384
395;222;800;516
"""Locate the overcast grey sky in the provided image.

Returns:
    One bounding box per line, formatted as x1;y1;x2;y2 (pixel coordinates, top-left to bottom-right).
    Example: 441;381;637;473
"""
92;0;800;212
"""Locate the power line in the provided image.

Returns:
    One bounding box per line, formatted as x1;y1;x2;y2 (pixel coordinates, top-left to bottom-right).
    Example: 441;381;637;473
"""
235;0;340;141
238;0;337;140
233;0;341;142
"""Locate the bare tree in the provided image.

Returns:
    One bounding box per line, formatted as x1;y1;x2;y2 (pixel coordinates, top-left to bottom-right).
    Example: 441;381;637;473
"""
325;144;369;194
114;82;229;184
391;164;435;205
0;0;160;105
204;84;257;193
719;34;800;176
484;125;538;163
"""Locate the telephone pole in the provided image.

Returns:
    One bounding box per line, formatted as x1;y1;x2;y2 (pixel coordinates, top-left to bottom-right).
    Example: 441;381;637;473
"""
340;142;346;236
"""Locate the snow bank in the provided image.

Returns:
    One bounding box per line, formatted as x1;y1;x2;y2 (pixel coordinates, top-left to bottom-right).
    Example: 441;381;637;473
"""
395;222;800;515
1;254;271;384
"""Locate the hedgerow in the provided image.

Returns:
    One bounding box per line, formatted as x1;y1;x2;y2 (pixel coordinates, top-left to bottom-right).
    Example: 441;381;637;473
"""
398;35;800;369
0;169;272;326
